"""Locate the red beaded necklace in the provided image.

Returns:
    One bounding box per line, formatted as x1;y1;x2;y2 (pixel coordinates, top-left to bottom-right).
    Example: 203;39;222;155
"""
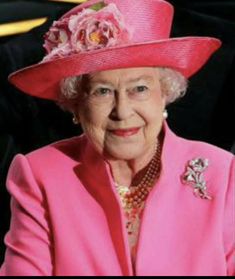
114;142;162;210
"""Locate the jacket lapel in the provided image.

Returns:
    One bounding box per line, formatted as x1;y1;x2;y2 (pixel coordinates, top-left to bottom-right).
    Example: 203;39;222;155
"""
75;138;133;276
134;122;188;274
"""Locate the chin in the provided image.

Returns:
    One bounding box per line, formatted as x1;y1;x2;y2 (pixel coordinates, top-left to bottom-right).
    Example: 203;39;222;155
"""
104;144;145;161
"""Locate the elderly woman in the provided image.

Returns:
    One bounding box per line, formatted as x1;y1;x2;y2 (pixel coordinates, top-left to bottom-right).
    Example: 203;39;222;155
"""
0;0;234;276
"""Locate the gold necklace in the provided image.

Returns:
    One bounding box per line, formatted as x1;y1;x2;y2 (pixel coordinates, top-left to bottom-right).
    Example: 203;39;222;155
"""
114;142;162;210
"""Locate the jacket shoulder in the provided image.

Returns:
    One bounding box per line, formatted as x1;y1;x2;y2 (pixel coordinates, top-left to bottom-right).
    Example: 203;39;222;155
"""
179;136;234;162
26;134;87;165
175;136;235;189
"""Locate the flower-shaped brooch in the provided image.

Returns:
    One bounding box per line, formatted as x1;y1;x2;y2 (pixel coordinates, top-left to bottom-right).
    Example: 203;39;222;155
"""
182;158;212;200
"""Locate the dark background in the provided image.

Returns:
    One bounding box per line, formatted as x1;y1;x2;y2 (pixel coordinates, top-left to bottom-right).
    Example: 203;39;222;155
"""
0;0;235;265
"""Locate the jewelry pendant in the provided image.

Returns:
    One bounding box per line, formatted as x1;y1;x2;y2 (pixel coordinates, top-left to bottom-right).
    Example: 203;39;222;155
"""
182;158;212;200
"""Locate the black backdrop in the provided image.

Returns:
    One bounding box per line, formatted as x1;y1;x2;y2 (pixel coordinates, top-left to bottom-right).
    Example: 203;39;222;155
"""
0;0;235;265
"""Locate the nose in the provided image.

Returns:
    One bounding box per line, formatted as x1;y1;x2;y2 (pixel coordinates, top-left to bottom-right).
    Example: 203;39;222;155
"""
110;91;133;121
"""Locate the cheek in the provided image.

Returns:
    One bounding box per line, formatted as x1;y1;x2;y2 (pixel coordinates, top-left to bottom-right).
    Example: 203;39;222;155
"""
77;104;110;150
140;94;165;140
78;102;108;127
144;95;165;122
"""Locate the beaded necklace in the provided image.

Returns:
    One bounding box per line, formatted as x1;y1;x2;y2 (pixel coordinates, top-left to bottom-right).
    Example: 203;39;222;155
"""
114;142;162;210
114;142;162;264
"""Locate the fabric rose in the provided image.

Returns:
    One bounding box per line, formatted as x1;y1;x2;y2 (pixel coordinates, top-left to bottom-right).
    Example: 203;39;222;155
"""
43;17;72;60
43;3;131;62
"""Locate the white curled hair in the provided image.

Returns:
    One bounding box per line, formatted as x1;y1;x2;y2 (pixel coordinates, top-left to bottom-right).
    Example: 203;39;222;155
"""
58;67;188;112
158;68;188;104
57;76;83;112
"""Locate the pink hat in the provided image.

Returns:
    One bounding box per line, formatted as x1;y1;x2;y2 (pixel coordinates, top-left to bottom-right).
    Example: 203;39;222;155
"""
9;0;221;101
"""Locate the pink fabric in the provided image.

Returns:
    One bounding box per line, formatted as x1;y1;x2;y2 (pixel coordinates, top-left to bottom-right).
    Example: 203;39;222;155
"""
0;123;234;276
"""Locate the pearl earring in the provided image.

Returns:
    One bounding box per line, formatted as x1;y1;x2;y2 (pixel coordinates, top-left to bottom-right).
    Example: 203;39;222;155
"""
163;109;168;119
72;114;79;125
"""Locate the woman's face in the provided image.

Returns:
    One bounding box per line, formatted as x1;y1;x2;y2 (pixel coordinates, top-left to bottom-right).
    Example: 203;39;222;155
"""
76;67;166;160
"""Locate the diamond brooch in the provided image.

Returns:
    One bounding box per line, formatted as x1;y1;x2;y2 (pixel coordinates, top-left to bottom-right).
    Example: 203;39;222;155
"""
182;158;212;200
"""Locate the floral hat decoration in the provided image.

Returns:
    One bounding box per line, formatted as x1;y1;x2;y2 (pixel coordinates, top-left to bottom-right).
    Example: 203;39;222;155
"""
9;0;221;101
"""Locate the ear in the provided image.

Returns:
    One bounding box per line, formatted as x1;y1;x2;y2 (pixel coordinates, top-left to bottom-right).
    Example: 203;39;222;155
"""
155;67;167;107
159;85;167;110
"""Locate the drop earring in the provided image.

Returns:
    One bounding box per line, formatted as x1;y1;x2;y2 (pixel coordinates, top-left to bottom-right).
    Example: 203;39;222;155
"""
163;109;168;119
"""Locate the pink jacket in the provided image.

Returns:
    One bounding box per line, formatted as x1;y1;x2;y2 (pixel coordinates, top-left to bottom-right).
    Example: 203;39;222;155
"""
0;123;234;276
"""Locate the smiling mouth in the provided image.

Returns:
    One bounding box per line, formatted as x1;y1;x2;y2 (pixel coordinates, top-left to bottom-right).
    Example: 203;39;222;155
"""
109;127;141;137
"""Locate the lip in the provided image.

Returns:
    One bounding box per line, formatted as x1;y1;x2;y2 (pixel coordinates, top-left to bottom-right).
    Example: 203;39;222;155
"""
109;127;141;137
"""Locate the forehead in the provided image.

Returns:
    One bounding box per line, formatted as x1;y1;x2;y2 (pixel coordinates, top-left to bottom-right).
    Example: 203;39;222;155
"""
89;67;159;83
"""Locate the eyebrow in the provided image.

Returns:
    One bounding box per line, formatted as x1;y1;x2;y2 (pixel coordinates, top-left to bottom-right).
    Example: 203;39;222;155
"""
126;75;154;83
89;79;114;87
90;75;154;86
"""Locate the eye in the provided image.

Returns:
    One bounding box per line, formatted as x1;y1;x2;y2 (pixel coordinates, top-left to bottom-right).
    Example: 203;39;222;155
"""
133;85;148;93
132;85;148;93
128;84;150;100
93;87;113;96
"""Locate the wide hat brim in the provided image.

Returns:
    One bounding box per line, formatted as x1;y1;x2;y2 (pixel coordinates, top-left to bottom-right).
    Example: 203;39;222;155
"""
9;36;221;101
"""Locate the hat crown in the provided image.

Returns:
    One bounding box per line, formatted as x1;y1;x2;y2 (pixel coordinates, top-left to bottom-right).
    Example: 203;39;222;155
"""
63;0;174;43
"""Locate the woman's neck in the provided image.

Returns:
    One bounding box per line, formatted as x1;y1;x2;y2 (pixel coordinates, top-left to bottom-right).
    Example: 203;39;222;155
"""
108;141;159;188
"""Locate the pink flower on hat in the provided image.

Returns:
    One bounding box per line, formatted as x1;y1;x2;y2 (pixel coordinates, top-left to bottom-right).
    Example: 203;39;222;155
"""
43;17;70;53
43;2;131;62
